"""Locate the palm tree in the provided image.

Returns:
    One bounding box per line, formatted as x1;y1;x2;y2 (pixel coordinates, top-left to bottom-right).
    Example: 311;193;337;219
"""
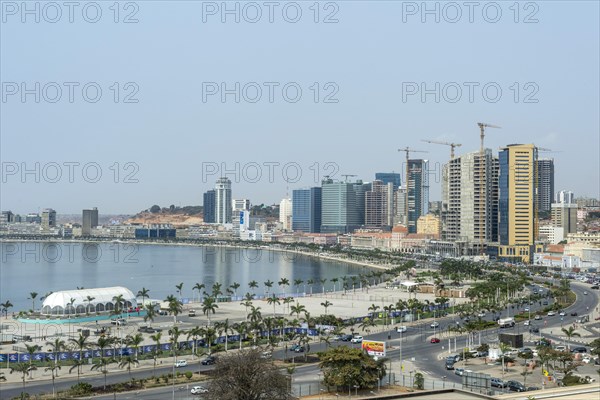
1;300;13;317
118;355;139;379
149;332;162;375
69;334;90;382
91;357;113;390
212;282;223;298
359;317;376;334
561;326;581;349
193;283;205;303
264;279;274;297
290;302;306;320
203;326;218;355
46;338;66;374
321;300;333;315
320;278;327;294
166;295;183;325
248;280;259;294
10;363;34;392
25;344;40;378
267;294;280;317
126;333;144;361
230;282;241;298
293;279;304;294
85;296;95;314
144;303;156;326
283;296;294;315
69;360;85;381
215;319;232;351
232;321;249;350
112;294;125;316
201;296;218;325
45;364;61;398
331;277;339;292
175;282;184;299
95;336;113;360
137;287;150;306
278;278;290;296
168;326;185;363
368;303;381;319
306;279;315;295
187;326;203;358
28;292;38;312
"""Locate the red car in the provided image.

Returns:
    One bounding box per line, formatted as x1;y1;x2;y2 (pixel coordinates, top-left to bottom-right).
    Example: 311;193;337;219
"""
431;338;441;343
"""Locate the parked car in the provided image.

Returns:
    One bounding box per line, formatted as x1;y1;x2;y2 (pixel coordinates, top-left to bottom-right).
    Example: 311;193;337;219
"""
507;380;526;392
396;326;407;333
490;378;507;388
350;336;363;344
158;310;168;316
527;386;541;391
340;334;353;342
590;285;599;289
174;360;188;367
188;309;196;317
529;326;540;333
191;386;208;394
571;346;587;353
260;351;272;359
430;337;440;343
201;356;216;365
454;368;465;376
111;318;127;326
554;345;567;352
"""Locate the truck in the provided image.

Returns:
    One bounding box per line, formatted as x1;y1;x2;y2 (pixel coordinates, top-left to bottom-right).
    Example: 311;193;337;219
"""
498;317;515;328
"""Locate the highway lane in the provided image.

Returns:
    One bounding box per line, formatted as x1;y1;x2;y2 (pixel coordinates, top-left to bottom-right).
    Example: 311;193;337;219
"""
2;280;597;398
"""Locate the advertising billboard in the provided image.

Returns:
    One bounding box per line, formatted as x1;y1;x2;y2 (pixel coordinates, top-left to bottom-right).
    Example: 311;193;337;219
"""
362;340;386;357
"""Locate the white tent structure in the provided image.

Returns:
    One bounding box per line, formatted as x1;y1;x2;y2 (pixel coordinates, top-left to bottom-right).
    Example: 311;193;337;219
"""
41;287;137;315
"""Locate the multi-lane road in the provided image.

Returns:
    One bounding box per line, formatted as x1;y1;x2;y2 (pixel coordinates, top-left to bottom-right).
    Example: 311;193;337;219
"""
1;280;598;399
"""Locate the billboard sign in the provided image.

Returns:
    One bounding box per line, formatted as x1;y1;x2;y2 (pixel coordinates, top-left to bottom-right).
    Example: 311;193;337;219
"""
362;340;386;357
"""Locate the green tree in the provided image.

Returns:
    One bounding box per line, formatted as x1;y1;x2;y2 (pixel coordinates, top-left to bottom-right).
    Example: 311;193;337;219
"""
318;346;386;391
321;300;333;315
267;294;280;317
290;302;306;320
561;326;581;349
28;292;38;312
193;282;205;302
69;334;90;382
144;303;157;326
118;355;139;379
166;294;183;325
230;282;241;297
126;333;144;360
1;300;13;317
264;279;274;297
10;363;35;393
91;357;114;390
248;280;259;294
176;282;184;298
46;338;66;374
278;278;290;296
85;296;95;314
137;287;150;306
202;296;219;325
45;364;61;398
150;332;162;375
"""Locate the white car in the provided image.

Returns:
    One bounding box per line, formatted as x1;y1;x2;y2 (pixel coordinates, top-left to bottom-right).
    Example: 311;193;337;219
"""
582;356;592;364
583;291;588;295
534;315;542;320
477;312;486;317
191;386;208;394
559;311;566;316
350;336;363;343
547;311;556;316
430;321;440;328
174;359;188;367
396;326;407;333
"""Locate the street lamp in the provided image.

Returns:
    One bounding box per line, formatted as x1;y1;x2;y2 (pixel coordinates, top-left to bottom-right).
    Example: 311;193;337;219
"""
442;375;447;389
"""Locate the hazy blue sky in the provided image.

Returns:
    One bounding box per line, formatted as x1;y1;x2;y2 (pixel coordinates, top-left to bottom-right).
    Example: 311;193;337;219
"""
1;1;599;214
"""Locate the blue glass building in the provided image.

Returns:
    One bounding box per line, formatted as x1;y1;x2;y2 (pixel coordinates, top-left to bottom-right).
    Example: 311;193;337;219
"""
375;172;401;190
203;190;216;223
292;187;322;233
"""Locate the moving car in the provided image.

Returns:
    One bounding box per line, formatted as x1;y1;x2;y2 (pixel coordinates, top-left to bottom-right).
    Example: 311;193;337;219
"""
571;346;587;353
188;309;196;317
571;312;578;316
547;311;556;316
191;386;208;394
291;344;305;353
396;326;407;333
529;326;540;334
507;380;526;392
260;351;272;359
583;291;588;295
430;321;440;328
430;337;440;343
445;359;455;370
174;359;188;367
111;318;127;326
477;312;486;317
340;334;353;342
559;311;566;316
201;355;216;365
350;336;363;343
534;315;542;320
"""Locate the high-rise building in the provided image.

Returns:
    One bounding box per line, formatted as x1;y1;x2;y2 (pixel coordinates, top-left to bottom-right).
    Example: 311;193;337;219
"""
442;149;498;248
232;199;251;211
215;177;232;224
556;190;574;204
25;213;41;224
82;207;99;236
406;159;429;233
292;187;322;233
365;180;394;227
536;158;554;214
551;203;578;235
41;208;56;230
375;173;401;191
321;179;366;234
498;144;539;261
279;197;293;231
0;211;14;224
395;187;406;225
203;190;216;223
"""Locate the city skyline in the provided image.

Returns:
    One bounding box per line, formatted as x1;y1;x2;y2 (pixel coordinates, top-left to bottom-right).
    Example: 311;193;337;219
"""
1;2;598;214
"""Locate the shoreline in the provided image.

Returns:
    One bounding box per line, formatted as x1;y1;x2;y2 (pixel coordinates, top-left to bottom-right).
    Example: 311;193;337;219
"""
0;237;392;272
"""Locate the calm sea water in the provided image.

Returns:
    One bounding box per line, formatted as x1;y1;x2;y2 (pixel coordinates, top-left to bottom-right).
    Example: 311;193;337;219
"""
0;242;368;311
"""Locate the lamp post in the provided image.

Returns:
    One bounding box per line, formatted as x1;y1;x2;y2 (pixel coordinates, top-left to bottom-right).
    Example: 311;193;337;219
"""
442;375;446;389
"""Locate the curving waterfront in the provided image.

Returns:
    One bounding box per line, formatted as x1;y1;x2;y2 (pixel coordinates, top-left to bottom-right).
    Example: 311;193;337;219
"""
0;241;373;312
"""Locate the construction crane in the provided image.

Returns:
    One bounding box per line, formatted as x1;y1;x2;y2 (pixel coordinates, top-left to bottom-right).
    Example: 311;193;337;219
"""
476;122;500;256
421;139;462;159
341;174;357;182
397;147;428;228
